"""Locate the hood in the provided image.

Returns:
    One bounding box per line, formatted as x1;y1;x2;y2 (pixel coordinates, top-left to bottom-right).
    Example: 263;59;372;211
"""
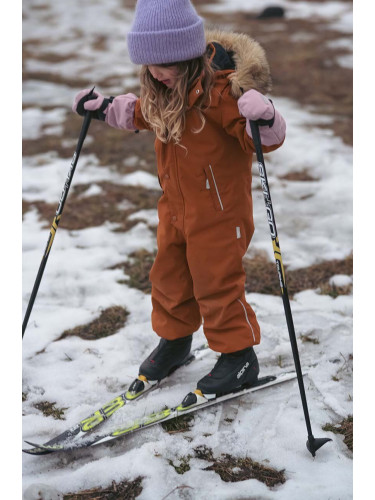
205;29;272;97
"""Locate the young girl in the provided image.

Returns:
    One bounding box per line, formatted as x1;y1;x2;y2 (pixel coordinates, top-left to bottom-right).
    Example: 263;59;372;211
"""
73;0;286;397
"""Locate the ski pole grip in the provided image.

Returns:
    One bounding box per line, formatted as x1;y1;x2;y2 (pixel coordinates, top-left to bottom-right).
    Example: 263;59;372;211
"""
249;120;263;161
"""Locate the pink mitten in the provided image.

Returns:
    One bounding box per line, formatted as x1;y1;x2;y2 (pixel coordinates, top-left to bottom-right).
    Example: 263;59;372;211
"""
72;89;108;120
238;89;286;146
72;89;138;130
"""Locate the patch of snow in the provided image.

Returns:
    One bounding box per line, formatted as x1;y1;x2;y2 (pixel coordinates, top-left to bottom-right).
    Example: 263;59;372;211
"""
120;170;161;190
329;274;352;287
128;209;159;226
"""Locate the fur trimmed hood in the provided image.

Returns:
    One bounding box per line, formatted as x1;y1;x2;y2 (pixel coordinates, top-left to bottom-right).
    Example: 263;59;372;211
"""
205;29;272;97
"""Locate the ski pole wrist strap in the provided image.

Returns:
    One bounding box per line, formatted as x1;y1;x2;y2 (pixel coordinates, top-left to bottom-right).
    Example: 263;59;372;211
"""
76;95;114;121
96;96;114;121
255;99;275;128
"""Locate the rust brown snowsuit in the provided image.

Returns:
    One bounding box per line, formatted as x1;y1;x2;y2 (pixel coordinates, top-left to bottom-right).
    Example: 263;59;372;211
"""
133;31;284;353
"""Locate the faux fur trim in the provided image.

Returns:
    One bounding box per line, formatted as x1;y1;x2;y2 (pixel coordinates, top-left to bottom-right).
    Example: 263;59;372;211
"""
205;29;272;97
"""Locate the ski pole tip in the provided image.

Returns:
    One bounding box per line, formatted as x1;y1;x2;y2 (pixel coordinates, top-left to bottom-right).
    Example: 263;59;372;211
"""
306;436;332;457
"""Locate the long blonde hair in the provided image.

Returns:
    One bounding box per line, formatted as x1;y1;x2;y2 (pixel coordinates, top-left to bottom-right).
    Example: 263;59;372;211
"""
139;55;215;146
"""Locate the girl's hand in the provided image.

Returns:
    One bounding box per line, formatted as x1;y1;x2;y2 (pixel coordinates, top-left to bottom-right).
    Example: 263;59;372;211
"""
237;89;274;123
72;89;110;121
238;89;286;147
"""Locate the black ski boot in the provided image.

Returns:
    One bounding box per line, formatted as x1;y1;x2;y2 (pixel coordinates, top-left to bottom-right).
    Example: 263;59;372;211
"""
197;346;259;396
139;335;193;381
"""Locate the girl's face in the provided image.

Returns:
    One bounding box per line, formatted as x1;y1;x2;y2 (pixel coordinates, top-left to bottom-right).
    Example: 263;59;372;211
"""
148;64;179;89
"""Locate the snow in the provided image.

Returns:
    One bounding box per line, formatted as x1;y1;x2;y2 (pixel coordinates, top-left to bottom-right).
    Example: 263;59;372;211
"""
329;274;352;287
18;0;358;499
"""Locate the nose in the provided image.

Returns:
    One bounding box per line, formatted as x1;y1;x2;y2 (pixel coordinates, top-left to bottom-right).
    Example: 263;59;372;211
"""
148;65;162;80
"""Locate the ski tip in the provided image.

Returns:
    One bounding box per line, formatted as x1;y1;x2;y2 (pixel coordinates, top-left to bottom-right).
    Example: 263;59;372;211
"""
306;436;332;457
23;440;56;455
24;440;64;452
24;440;43;448
23;447;53;456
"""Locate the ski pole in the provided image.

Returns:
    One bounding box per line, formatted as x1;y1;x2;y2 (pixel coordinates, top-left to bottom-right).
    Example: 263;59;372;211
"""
249;119;331;457
22;89;94;338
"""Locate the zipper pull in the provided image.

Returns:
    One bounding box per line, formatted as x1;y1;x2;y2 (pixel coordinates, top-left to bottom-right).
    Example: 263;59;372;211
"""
206;178;210;189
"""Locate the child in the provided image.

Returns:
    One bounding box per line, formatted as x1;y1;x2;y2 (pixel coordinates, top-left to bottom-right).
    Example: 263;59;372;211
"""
73;0;286;397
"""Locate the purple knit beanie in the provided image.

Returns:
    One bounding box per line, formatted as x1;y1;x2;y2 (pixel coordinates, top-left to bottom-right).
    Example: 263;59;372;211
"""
127;0;206;65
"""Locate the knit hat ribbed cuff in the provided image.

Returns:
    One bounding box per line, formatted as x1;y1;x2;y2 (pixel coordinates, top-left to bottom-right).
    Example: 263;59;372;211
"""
127;18;206;65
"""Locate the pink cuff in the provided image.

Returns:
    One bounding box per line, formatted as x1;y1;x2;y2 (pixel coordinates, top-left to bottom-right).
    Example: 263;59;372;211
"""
105;93;138;131
245;108;286;147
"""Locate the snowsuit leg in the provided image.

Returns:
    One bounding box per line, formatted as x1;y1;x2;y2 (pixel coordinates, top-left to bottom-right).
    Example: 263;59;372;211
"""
150;197;202;338
186;214;260;353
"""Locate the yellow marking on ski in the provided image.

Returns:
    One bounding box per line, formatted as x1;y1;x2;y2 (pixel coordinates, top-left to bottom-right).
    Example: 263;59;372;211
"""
102;396;125;417
138;375;148;382
81;411;104;432
113;422;140;436
112;409;172;436
80;396;126;431
194;389;204;397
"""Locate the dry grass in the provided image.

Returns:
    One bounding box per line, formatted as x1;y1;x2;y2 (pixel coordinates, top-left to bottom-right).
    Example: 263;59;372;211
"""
111;249;156;293
34;401;68;420
167;445;286;486
205;455;286;486
194;445;286;486
161;414;194;434
64;477;143;499
244;254;352;297
57;306;129;341
323;415;353;452
168;455;193;475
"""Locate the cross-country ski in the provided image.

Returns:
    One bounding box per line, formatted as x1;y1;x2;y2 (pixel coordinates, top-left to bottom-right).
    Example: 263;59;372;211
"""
24;372;298;454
